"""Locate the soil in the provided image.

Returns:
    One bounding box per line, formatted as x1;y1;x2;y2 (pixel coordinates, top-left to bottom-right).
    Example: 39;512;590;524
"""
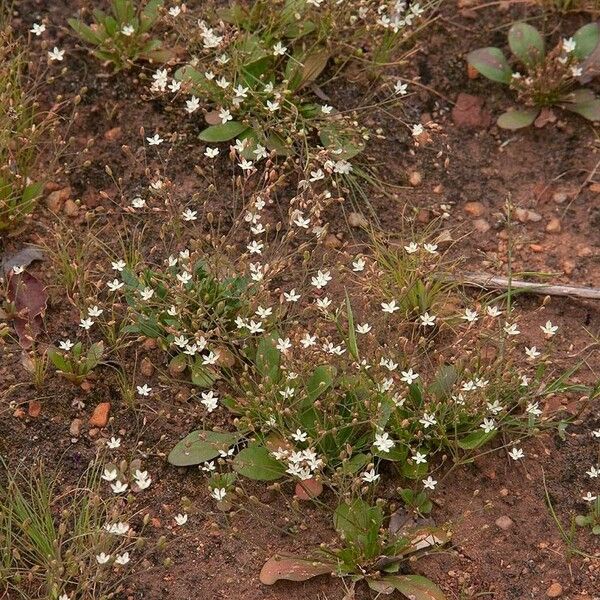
1;1;600;599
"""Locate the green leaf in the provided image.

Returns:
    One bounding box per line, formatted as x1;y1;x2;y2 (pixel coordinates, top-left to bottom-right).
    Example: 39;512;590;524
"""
260;555;334;585
573;23;600;61
563;98;600;122
508;22;545;68
85;341;104;369
334;499;383;546
47;347;70;372
255;333;281;383
292;48;329;91
368;575;447;599
190;358;217;388
199;122;250;142
168;430;241;466
68;18;102;44
429;365;458;400
497;109;539;130
345;293;359;360
306;366;335;402
457;429;497;450
233;444;286;481
466;47;512;83
341;453;370;475
319;124;365;160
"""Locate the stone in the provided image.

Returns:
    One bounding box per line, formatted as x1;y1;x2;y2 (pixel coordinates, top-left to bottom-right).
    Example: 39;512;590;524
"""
473;218;490;233
529;244;544;253
89;402;111;428
46;186;71;212
417;208;432;224
516;208;542;223
451;93;491;128
347;212;368;228
546;217;561;233
495;515;514;531
464;201;485;217
104;127;122;141
323;233;342;249
295;478;323;500
63;199;79;217
552;191;568;204
70;418;83;437
140;357;154;377
408;171;422;187
28;400;41;417
546;582;563;597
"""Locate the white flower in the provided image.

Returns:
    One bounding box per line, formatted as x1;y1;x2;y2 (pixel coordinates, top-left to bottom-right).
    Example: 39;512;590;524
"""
147;133;164;146
480;418;496;433
422;475;437;490
419;413;437;428
266;100;280;112
169;6;181;17
419;312;436;327
79;318;94;330
174;513;188;526
140;287;154;301
211;487;227;501
586;466;599;478
292;429;308;442
137;384;152;397
413;451;428;464
356;323;371;334
381;300;399;313
309;169;325;182
121;24;135;36
88;305;103;317
219;108;232;123
394;81;408;95
404;242;419;254
352;258;366;272
503;323;520;336
571;65;583;78
293;213;311;228
12;264;25;274
311;270;332;289
563;37;576;53
202;351;219;366
276;338;292;352
273;41;287;56
107;436;121;449
182;208;197;222
102;468;118;482
411;123;424;137
526;401;541;416
316;296;331;310
462;308;478;323
131;197;146;208
186;96;200;113
107;278;124;291
111;480;128;494
583;492;597;502
96;552;111;565
400;368;419;385
508;447;524;461
284;289;301;302
362;468;380;483
525;346;540;360
201;390;219;412
30;23;46;36
486;305;502;317
48;47;64;61
301;333;317;348
423;243;438;255
59;339;74;351
204;146;219;158
239;158;254;172
374;432;395;453
540;321;558;337
321;104;333;115
134;470;152;490
115;552;130;565
247;240;263;254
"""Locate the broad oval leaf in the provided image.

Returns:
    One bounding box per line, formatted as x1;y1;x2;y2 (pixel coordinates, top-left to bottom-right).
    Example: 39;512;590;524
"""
497;109;539;130
508;22;545;67
260;555;334;585
199;122;250;142
255;333;281;383
573;23;600;61
457;429;497;450
306;365;335;402
168;430;241;466
232;444;286;481
368;574;447;600
564;98;600;122
466;48;512;83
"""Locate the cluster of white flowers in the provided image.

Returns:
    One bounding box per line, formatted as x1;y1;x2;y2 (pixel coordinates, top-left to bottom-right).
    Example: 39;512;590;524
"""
272;446;324;481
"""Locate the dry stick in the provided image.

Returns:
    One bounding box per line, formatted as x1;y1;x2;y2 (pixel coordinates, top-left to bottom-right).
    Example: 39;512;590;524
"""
456;272;600;300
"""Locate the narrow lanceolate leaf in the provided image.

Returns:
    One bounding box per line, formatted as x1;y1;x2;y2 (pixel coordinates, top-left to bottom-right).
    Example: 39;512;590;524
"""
563;98;600;122
368;574;448;600
168;430;241;466
508;22;545;68
198;122;250;142
466;48;512;83
259;555;334;585
496;109;539;130
573;23;600;61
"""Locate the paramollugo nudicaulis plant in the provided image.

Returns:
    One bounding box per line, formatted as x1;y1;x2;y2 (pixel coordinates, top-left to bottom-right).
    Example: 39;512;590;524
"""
467;22;600;129
260;498;449;599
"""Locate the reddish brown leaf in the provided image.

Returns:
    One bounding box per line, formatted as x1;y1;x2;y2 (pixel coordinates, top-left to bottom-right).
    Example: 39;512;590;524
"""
295;478;323;500
8;271;48;348
259;555;334;585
